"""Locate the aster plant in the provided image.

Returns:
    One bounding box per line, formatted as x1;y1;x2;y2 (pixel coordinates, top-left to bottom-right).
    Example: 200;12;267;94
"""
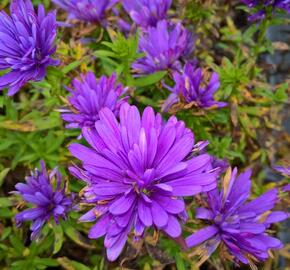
53;0;119;24
122;0;172;28
0;0;59;96
241;0;290;20
133;20;194;74
186;167;289;267
14;161;73;240
61;72;129;133
162;62;227;113
69;103;218;261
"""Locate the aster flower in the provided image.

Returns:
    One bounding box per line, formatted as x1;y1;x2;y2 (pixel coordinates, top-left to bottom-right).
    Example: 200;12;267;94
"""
14;161;73;240
241;0;290;21
53;0;119;24
69;103;218;261
162;63;227;112
0;0;59;96
273;164;290;192
122;0;172;28
273;164;290;176
61;72;129;132
133;20;194;74
186;167;289;267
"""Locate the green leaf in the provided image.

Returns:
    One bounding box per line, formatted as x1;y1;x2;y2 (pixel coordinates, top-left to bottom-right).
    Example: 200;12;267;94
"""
53;225;64;254
175;254;186;270
131;71;167;87
0;197;13;208
34;258;59;267
64;225;95;250
0;168;10;187
9;235;25;255
57;257;91;270
273;83;288;103
94;50;117;58
0;208;13;218
0;227;11;241
62;60;82;74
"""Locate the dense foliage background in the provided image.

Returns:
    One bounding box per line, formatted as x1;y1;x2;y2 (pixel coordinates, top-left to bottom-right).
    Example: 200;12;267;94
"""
0;0;289;269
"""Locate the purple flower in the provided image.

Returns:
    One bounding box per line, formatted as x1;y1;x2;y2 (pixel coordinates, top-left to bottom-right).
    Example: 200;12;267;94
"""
241;0;290;20
273;164;290;176
53;0;119;23
133;20;194;74
69;103;218;261
0;0;59;96
15;161;73;240
162;63;227;112
61;72;129;133
122;0;172;28
186;167;289;266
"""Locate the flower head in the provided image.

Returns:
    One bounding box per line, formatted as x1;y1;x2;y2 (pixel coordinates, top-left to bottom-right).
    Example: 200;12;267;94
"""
186;167;289;266
162;63;227;112
0;0;59;96
122;0;172;28
241;0;290;20
69;103;218;261
61;72;129;132
133;20;194;74
15;161;73;240
53;0;119;23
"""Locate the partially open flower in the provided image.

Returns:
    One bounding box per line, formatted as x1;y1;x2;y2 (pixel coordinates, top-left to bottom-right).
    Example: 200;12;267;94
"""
53;0;119;24
122;0;172;28
15;161;73;240
186;167;289;267
133;20;194;74
61;72;129;134
241;0;290;21
162;62;227;113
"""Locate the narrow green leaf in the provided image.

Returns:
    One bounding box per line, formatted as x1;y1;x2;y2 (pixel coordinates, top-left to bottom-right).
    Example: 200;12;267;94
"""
131;71;167;87
0;168;10;187
53;225;64;254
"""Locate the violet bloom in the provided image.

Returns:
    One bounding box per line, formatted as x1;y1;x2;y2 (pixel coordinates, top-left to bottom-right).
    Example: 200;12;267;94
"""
186;167;289;266
69;103;218;261
133;20;194;74
15;161;73;240
61;72;129;132
122;0;172;28
0;0;59;96
53;0;118;23
273;165;290;176
273;164;290;192
162;63;227;112
241;0;290;20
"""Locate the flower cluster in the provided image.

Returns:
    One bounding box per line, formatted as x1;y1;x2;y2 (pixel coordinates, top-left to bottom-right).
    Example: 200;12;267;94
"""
15;161;73;240
122;0;172;28
53;0;119;24
61;72;129;133
69;103;218;261
241;0;290;20
6;0;288;268
162;63;227;112
133;20;194;74
0;0;59;96
186;167;288;265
